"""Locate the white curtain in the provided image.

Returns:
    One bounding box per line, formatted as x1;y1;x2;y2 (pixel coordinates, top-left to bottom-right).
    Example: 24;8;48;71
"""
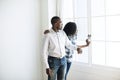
56;0;64;19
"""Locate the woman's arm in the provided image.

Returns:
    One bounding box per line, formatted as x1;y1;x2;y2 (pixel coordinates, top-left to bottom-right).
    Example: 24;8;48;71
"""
78;39;91;48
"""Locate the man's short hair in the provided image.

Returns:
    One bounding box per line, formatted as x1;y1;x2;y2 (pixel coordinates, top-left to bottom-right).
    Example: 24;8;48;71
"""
51;16;60;25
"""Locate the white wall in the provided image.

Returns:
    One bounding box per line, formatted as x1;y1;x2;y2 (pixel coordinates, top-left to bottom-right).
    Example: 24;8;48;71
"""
40;0;56;29
40;0;57;80
0;0;42;80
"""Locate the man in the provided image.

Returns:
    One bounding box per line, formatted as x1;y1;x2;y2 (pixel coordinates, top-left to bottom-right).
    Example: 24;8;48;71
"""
42;16;81;80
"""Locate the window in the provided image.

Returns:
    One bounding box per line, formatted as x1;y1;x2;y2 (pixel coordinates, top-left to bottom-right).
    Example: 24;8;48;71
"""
62;0;89;63
62;0;120;68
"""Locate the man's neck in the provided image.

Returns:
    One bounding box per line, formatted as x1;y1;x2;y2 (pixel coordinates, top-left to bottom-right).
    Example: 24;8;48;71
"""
52;27;59;32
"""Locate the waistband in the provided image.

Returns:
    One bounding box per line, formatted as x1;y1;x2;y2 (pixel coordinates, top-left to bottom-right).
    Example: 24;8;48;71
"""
48;56;65;60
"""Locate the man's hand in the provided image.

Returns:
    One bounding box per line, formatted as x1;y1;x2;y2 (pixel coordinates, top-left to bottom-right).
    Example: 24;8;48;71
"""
46;68;52;76
77;48;82;54
44;30;50;34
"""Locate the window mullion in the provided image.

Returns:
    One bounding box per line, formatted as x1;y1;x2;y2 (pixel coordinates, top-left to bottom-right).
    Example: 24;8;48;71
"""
73;0;75;21
87;0;92;66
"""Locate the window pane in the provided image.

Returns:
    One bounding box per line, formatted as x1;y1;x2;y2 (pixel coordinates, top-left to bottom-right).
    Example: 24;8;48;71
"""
63;0;73;18
92;41;106;65
91;0;105;16
106;0;120;15
106;42;120;68
74;18;88;63
63;0;120;68
62;18;74;28
75;18;88;41
91;17;105;41
74;0;87;17
106;16;120;41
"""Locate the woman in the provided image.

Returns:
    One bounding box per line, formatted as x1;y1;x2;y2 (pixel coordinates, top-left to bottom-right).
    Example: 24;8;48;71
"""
63;22;90;80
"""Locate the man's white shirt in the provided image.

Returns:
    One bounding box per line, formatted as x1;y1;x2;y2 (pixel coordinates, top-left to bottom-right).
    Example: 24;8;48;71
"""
42;29;77;68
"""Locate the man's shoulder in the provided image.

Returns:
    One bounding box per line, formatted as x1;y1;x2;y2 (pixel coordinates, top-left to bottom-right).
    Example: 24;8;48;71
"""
59;30;65;34
44;30;54;38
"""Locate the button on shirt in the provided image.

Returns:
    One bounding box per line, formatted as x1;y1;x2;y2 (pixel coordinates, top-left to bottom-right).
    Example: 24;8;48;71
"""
42;29;77;68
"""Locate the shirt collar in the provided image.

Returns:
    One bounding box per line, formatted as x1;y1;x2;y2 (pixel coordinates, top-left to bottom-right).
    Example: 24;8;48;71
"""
50;28;61;33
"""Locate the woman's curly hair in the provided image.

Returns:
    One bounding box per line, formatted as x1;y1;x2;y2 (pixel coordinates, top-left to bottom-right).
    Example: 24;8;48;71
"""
63;22;77;36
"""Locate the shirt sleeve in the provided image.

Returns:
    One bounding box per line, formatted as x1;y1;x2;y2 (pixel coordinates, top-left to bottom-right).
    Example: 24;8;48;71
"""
42;34;50;69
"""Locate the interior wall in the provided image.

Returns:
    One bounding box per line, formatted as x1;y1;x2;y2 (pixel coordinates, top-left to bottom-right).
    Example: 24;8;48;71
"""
39;0;49;79
40;0;56;29
0;0;41;80
40;0;57;80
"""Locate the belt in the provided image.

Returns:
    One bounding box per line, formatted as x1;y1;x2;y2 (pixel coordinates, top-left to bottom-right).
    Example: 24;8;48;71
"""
48;56;64;60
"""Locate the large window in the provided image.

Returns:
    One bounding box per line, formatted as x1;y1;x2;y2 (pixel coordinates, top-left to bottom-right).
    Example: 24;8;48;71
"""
62;0;120;68
62;0;89;64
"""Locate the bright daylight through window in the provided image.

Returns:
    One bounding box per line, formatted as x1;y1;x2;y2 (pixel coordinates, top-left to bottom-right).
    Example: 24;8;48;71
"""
62;0;120;68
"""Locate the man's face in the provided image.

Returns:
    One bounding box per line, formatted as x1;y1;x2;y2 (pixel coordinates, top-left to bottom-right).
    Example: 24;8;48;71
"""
55;20;63;30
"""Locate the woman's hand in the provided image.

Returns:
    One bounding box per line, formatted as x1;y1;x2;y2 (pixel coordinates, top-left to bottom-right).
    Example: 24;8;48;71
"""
86;39;90;46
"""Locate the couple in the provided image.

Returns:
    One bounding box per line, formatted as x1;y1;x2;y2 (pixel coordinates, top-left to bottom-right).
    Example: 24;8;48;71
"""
42;16;90;80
